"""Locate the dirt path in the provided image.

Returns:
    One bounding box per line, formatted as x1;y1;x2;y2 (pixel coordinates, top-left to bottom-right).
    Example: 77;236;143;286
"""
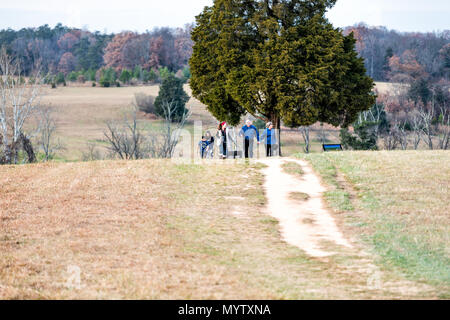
258;157;436;297
259;158;353;257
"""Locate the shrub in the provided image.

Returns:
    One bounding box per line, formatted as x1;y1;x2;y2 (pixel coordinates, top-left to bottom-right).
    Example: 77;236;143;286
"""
119;69;132;84
340;122;378;150
158;67;173;82
98;67;117;87
55;72;65;85
99;76;110;87
143;69;157;83
67;71;78;82
133;65;143;80
92;82;96;87
134;93;156;114
86;69;96;81
182;66;191;82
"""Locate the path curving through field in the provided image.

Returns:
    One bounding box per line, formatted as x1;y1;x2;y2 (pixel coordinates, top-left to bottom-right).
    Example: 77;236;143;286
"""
259;158;353;258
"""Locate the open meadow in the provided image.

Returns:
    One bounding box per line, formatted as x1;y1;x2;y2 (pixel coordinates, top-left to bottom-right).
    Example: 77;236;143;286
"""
1;152;448;299
1;82;448;300
37;81;413;161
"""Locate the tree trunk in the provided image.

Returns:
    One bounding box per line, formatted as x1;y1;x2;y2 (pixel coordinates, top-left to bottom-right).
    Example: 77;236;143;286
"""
20;133;36;163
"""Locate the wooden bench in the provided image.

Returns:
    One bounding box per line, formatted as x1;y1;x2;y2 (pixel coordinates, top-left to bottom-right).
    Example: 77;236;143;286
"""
323;144;343;152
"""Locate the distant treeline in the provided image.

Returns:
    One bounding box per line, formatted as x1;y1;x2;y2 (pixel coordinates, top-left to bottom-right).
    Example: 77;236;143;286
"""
0;23;193;83
0;22;448;85
344;23;449;83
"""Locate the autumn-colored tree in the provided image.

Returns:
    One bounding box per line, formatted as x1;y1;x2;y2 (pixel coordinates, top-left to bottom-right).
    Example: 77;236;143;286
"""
121;35;151;70
174;24;194;67
57;32;80;51
103;32;139;72
58;52;77;74
388;50;428;83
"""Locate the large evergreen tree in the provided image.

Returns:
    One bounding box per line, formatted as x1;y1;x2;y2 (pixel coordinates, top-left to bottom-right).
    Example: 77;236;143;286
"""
190;0;375;152
154;74;190;122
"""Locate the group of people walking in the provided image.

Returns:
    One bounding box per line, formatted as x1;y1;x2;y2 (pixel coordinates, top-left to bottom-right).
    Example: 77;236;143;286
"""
199;119;277;159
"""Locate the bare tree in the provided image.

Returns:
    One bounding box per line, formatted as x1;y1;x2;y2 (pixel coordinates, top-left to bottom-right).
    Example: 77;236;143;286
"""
0;47;42;164
436;101;449;150
103;101;190;160
82;142;102;162
410;111;423;150
418;104;434;150
38;105;64;161
300;126;311;154
104;108;144;160
157;100;191;158
382;125;400;150
397;120;409;150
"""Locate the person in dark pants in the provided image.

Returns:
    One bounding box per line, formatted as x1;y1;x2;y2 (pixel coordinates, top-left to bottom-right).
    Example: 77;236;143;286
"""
261;122;277;157
198;135;214;159
216;122;235;159
239;120;260;158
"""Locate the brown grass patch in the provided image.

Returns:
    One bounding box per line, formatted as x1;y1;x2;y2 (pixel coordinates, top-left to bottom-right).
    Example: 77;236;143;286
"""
0;158;438;299
289;192;310;201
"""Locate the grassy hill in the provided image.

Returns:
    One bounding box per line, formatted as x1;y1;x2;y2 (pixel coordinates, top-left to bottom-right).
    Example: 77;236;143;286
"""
1;151;448;299
299;150;450;297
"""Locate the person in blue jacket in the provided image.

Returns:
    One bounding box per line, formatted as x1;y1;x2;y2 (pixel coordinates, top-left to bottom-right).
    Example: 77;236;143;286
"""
239;119;260;158
261;122;277;157
198;134;214;159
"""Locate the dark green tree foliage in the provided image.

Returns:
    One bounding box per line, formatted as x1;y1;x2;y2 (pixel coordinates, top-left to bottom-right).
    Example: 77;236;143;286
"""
99;67;116;87
86;68;97;81
154;74;190;121
182;66;191;81
55;72;66;85
119;69;132;83
408;78;431;106
340;122;378;151
382;47;394;77
190;0;375;130
143;69;157;83
67;71;78;82
158;67;173;81
133;65;143;80
339;103;387;150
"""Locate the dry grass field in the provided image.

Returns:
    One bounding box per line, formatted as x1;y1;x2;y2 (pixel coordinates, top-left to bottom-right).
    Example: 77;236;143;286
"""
2;81;448;299
35;81;418;161
298;150;450;298
0;157;445;299
38;84;218;161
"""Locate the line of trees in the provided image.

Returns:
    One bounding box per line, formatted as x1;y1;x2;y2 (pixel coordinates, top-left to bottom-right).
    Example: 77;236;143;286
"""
0;23;194;81
2;22;448;87
344;23;449;83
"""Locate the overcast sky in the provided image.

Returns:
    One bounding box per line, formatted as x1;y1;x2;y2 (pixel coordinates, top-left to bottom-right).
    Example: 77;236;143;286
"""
0;0;448;33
